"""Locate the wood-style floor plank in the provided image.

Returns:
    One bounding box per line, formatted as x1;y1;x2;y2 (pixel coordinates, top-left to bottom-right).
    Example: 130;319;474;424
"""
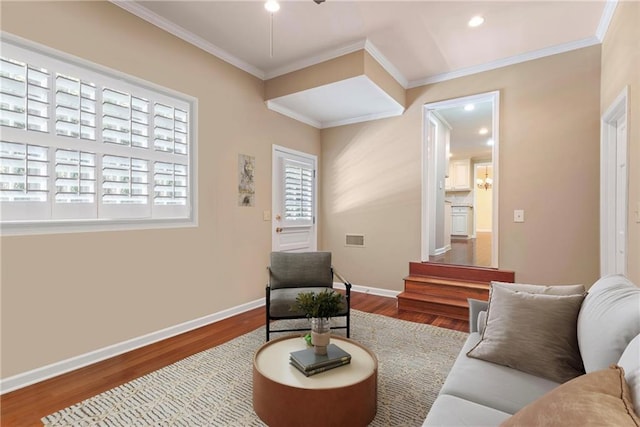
1;292;466;426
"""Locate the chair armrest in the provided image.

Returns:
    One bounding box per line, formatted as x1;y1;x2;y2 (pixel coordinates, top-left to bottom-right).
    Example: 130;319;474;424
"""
333;270;352;290
468;298;489;333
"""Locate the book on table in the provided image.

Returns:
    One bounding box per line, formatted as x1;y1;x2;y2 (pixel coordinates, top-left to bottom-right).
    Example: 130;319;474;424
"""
289;343;351;376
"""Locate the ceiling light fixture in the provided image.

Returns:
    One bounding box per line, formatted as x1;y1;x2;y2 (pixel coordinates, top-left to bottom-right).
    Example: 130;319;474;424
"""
464;104;475;111
479;127;488;135
487;138;494;146
264;0;280;58
468;15;485;28
477;166;493;191
264;0;280;13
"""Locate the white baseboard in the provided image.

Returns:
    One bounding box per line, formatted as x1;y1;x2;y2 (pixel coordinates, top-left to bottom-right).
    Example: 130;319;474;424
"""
0;298;264;395
2;283;400;394
334;282;400;298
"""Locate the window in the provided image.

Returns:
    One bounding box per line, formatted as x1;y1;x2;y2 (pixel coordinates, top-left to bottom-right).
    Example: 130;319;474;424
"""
0;35;197;234
283;158;314;226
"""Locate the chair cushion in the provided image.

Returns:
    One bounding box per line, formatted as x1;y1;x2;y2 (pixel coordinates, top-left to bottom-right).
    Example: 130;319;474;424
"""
270;251;333;289
269;287;348;318
577;274;640;373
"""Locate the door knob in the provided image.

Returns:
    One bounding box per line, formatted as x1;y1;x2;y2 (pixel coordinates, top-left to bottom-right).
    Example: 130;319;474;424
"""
276;227;283;233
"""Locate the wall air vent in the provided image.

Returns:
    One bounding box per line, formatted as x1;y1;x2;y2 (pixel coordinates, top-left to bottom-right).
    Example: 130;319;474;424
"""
345;234;365;247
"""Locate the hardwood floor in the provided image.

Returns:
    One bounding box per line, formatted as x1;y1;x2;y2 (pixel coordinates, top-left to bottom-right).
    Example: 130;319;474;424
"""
0;292;467;426
429;231;492;267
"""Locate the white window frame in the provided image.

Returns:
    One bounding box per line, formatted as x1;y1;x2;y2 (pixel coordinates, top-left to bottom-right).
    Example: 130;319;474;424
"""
0;32;198;235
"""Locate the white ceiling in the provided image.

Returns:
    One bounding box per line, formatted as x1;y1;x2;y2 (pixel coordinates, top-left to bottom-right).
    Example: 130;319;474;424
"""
117;1;614;127
437;100;493;160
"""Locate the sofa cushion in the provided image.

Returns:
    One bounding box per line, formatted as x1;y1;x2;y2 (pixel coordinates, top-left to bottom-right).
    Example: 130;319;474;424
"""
467;284;586;383
491;281;585;295
500;365;640;427
578;274;640;373
618;334;640;416
441;333;560;415
476;281;585;342
423;394;512;427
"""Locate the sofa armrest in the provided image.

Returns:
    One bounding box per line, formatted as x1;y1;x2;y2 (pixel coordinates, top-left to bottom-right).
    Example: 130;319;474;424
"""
468;298;489;333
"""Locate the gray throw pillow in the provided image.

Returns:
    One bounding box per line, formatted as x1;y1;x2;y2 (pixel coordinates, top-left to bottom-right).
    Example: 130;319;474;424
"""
467;285;586;383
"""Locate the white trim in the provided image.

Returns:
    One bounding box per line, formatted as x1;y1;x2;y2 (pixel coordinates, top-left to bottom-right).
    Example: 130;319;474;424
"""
322;107;404;129
0;298;264;395
265;39;409;89
333;282;400;299
112;0;613;93
0;32;198;235
408;37;601;88
0;282;400;394
363;40;409;89
433;245;451;256
267;95;404;130
421;91;499;268
265;40;366;80
266;100;321;128
110;0;265;80
0;217;197;236
596;1;619;42
600;86;628;276
271;145;318;252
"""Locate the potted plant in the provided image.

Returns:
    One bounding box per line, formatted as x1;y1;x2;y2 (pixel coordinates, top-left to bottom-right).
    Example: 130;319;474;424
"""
293;289;344;355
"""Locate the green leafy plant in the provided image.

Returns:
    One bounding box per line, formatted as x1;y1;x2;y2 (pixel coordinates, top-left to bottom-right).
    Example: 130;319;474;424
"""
293;289;344;319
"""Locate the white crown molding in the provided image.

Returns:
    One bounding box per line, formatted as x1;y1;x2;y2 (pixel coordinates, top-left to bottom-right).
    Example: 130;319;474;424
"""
596;0;619;42
0;298;264;394
110;0;265;80
408;36;601;88
264;39;367;80
322;107;404;129
363;40;409;89
112;1;611;93
266;100;322;128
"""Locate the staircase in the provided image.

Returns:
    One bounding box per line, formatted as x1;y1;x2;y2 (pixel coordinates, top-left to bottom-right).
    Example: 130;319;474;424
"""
397;262;515;321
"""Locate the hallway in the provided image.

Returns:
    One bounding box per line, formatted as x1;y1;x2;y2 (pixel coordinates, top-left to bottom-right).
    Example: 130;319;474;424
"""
429;232;492;267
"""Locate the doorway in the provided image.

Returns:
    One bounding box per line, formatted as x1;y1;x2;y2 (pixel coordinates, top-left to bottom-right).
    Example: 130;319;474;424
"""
272;145;317;252
600;87;628;275
421;91;499;268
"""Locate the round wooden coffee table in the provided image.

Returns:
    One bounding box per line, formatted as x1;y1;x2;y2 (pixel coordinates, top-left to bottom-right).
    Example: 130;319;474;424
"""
253;335;377;427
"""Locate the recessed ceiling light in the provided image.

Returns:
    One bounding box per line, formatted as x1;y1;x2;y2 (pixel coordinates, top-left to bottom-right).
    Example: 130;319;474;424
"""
468;15;485;28
265;0;280;13
464;104;475;111
487;138;494;146
479;127;488;135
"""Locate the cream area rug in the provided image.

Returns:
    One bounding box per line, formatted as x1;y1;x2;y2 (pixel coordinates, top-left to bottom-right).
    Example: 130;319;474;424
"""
43;310;467;426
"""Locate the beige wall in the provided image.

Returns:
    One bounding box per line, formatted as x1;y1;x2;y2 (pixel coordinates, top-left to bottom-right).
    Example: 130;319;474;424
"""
600;1;640;285
322;46;602;290
265;50;365;100
265;49;405;107
0;1;320;379
475;164;493;232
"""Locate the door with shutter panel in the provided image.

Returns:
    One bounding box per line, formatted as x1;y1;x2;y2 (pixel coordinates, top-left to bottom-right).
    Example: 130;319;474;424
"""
272;146;317;252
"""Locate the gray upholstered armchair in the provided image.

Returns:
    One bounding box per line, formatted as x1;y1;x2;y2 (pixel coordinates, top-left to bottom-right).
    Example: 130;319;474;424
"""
265;251;351;341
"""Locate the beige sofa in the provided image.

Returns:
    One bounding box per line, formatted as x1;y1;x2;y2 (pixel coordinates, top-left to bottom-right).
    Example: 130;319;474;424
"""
423;274;640;426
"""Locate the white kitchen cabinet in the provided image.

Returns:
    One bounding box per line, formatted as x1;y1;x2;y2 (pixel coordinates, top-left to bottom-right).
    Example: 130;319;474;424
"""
445;159;471;190
451;206;473;237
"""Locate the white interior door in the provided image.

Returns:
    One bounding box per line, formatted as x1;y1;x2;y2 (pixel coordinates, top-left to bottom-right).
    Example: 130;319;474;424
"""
272;145;317;252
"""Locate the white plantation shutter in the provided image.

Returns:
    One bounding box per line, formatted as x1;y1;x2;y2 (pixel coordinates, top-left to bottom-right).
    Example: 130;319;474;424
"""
283;158;314;227
0;36;195;233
